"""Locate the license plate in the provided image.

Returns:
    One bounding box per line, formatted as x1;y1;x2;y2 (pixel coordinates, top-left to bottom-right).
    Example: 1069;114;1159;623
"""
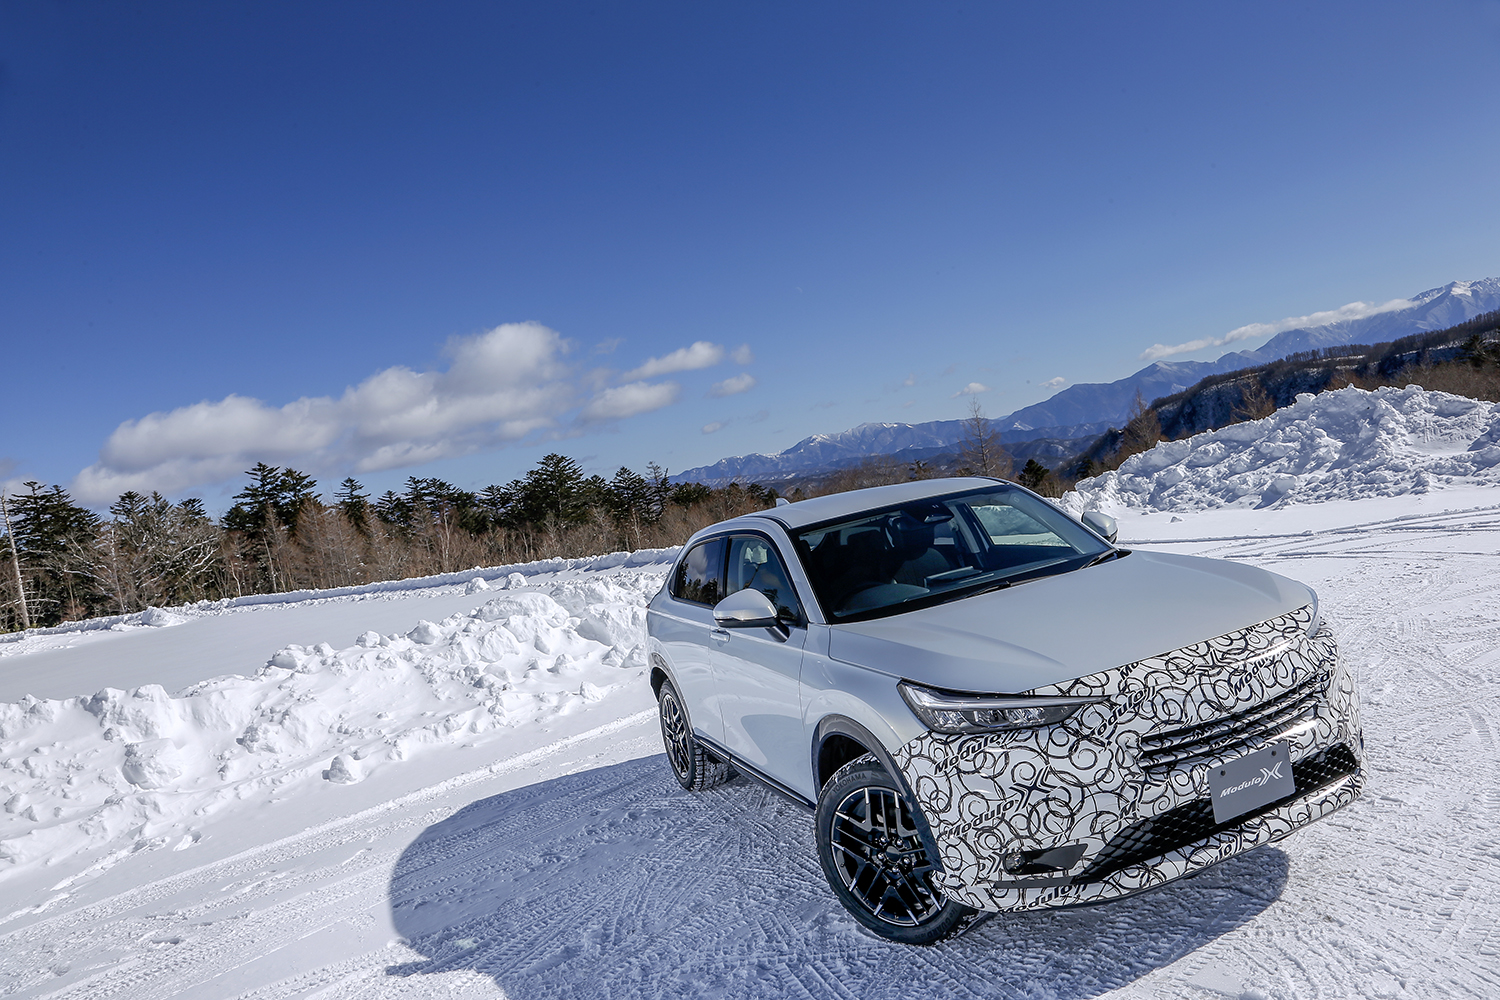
1209;741;1296;823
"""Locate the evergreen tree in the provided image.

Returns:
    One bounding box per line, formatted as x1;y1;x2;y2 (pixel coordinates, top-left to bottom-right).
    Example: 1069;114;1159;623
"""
670;481;712;507
334;478;371;533
374;490;410;529
580;474;611;513
7;482;102;624
177;498;210;520
224;463;321;539
479;483;518;525
606;467;650;522
515;454;588;525
645;462;672;523
1018;459;1051;492
222;465;319;593
275;468;319;534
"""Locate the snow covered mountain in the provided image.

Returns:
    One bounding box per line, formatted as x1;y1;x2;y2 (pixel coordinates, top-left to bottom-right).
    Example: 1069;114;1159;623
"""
1249;277;1500;358
995;353;1265;433
675;278;1500;486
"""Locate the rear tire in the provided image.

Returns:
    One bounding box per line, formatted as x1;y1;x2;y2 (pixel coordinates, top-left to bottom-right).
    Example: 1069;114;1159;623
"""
657;678;734;791
815;755;981;944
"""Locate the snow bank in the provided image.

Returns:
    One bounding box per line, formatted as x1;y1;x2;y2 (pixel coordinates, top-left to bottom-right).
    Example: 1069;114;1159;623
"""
0;546;679;652
1065;386;1500;514
0;569;665;882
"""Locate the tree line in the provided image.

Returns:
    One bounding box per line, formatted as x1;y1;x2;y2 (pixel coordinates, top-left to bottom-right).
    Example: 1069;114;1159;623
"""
0;455;780;631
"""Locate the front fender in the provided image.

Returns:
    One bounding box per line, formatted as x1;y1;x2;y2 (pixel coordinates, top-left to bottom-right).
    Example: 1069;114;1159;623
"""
801;630;946;872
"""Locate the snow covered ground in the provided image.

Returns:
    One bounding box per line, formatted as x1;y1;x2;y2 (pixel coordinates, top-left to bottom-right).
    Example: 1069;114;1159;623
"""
1;387;1498;999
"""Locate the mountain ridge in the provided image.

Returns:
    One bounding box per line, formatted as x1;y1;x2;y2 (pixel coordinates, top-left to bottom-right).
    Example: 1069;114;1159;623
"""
674;278;1500;486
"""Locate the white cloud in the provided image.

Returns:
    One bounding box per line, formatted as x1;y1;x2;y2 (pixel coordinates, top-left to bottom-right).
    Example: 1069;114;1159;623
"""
731;344;754;365
903;373;918;387
1;459;25;500
72;322;686;504
951;382;991;397
580;381;681;422
709;373;757;397
622;341;725;380
1040;376;1067;390
1139;297;1415;361
701;421;725;434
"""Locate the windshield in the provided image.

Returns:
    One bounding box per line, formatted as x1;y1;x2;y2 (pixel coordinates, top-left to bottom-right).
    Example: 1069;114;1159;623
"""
790;485;1113;622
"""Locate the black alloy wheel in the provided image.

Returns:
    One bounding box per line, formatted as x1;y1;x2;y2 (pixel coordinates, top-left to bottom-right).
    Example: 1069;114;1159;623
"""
815;756;981;944
656;678;734;791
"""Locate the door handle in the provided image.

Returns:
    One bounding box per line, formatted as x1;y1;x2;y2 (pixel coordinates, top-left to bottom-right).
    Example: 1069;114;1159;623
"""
710;628;731;641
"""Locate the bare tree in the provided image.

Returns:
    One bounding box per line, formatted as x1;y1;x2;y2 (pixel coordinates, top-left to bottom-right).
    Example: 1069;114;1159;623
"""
959;398;1013;479
1;492;29;630
1116;389;1164;464
1232;378;1276;422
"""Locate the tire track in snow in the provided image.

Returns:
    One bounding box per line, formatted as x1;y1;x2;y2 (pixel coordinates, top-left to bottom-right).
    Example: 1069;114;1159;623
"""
1142;511;1500;999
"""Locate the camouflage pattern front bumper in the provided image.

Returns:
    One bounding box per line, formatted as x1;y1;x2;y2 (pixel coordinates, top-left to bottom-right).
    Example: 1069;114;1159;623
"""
893;606;1365;912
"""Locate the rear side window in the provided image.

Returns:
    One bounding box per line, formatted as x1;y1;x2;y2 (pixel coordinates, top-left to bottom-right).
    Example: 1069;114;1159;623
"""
672;538;725;606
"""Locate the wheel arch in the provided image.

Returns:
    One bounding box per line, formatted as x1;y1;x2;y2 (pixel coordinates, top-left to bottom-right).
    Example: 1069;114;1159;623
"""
811;714;946;874
648;648;677;702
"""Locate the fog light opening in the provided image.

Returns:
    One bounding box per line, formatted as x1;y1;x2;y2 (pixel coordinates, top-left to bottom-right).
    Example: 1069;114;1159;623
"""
1000;843;1088;877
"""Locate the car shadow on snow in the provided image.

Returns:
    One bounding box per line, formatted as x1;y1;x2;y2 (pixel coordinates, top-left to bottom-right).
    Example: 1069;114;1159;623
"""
387;755;1288;999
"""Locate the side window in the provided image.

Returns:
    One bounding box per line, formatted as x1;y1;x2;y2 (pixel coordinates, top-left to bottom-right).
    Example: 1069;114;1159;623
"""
727;535;802;622
672;538;725;606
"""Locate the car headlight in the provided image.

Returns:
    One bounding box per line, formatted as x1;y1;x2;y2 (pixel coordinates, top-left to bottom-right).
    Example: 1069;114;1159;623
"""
898;682;1106;735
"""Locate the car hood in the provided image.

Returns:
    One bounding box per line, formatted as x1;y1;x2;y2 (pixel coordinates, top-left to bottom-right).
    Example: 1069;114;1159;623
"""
829;549;1314;693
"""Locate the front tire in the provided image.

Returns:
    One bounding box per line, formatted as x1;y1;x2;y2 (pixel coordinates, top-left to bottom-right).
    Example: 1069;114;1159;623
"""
815;756;980;944
657;679;734;791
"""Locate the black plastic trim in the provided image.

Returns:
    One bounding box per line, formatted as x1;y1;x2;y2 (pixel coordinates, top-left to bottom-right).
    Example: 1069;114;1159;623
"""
695;734;816;810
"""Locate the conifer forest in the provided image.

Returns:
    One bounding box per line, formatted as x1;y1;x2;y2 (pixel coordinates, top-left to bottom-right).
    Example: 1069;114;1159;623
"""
0;455;780;631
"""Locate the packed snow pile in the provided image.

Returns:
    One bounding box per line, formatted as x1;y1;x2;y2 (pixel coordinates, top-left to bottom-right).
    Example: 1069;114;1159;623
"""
0;569;664;882
1065;385;1500;514
1;546;678;656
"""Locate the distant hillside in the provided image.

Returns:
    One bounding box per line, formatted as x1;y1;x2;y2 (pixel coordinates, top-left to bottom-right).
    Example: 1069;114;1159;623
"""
1248;277;1500;359
995;354;1263;432
1071;309;1500;474
674;420;1106;487
674;278;1500;486
1005;277;1500;432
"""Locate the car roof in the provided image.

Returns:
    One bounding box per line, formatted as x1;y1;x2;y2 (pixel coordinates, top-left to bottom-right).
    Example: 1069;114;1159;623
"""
748;476;1005;531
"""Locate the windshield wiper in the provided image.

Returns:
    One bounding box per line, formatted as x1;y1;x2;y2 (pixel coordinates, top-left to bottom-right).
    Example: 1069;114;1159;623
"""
965;579;1014;598
1083;549;1128;569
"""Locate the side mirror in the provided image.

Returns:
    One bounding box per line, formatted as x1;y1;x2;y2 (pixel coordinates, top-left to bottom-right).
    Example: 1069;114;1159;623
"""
1082;510;1118;544
713;588;780;629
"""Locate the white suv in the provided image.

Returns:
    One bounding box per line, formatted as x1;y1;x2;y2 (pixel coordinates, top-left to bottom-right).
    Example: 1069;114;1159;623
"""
645;478;1364;944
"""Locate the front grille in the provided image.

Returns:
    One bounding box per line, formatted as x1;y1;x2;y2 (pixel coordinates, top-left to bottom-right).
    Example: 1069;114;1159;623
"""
1138;672;1327;770
1076;743;1359;882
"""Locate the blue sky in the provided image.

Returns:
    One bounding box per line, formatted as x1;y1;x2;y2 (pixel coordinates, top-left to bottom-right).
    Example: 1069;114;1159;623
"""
3;1;1499;508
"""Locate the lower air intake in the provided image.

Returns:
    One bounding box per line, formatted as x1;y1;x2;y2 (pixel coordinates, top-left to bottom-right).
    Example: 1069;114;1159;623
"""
1077;744;1359;882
